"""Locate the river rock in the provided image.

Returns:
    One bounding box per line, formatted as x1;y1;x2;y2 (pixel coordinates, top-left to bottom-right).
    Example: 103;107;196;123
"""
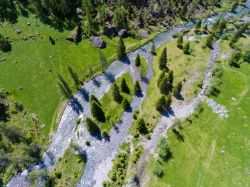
15;29;21;34
76;8;84;16
118;29;128;38
103;25;117;36
90;36;106;48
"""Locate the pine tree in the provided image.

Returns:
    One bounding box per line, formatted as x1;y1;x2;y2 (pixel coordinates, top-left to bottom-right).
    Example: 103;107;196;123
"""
156;96;166;112
136;118;147;134
117;37;126;59
159;47;167;70
183;42;190;54
159;72;173;95
135;54;141;67
67;65;80;89
134;81;142;95
90;95;101;106
120;78;130;94
91;101;106;122
151;42;156;55
157;70;167;87
122;98;130;110
86;117;100;134
177;35;183;49
112;83;123;103
173;81;183;97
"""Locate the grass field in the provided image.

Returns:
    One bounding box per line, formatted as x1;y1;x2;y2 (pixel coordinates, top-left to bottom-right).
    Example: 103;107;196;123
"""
101;73;134;132
146;37;250;187
0;14;142;138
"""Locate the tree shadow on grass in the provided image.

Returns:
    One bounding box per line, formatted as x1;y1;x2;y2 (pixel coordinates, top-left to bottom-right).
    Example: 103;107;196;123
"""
172;128;185;142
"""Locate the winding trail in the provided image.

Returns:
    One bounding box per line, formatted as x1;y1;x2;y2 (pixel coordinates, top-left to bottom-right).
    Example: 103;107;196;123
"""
7;1;250;186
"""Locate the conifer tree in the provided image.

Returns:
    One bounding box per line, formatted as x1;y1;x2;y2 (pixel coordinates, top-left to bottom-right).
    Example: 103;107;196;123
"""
159;47;167;70
112;83;123;103
156;96;166;112
183;42;190;54
117;37;126;59
90;95;101;106
173;81;183;97
177;35;183;49
135;54;141;67
91;101;106;122
121;78;130;94
122;98;130;110
134;81;142;95
86;117;100;134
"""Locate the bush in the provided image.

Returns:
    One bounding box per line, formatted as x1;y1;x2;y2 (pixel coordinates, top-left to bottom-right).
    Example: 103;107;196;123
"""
183;42;190;54
113;83;123;103
135;118;147;134
158;137;171;161
153;162;163;177
173;81;183;97
229;51;241;67
0;34;11;52
243;49;250;63
101;129;109;137
132;110;139;120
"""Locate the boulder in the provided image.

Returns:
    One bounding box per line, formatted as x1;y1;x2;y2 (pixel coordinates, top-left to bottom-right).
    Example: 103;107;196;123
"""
118;29;128;38
15;29;21;34
90;36;106;49
76;8;84;16
103;25;117;36
138;29;149;38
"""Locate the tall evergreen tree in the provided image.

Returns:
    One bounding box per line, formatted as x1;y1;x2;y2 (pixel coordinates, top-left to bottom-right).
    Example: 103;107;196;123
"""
91;101;106;122
159;47;168;70
86;117;100;134
134;81;142;95
112;83;123;103
183;42;190;54
67;65;80;89
177;35;183;49
135;54;141;67
117;37;126;59
121;78;130;94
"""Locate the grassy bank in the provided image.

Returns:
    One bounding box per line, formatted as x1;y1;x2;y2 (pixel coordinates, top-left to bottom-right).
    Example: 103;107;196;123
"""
146;36;250;187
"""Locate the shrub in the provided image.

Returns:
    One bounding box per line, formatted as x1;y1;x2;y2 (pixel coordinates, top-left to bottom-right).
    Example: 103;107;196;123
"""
101;130;109;137
183;42;190;54
0;34;11;52
243;49;250;63
135;118;147;134
177;34;183;49
153;161;163;177
229;51;241;67
173;81;183;97
158;137;171;161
